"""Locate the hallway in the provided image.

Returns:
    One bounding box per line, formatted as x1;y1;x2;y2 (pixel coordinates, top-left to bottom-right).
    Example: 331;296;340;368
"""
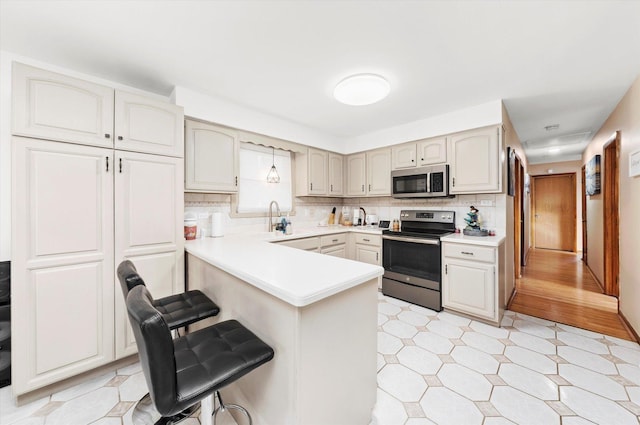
509;248;635;341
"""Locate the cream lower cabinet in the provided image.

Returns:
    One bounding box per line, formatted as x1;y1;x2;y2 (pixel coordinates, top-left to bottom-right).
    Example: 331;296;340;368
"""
12;138;115;395
442;241;503;324
320;234;347;258
113;151;184;358
11;138;184;395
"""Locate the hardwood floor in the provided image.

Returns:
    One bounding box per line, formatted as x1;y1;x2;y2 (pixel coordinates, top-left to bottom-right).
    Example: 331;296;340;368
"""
509;248;635;341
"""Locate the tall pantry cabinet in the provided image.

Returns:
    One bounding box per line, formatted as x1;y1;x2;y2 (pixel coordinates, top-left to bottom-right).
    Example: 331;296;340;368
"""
11;63;184;396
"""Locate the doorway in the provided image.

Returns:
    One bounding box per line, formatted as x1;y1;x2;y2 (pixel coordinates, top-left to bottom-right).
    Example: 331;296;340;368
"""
603;131;620;297
531;174;576;251
513;155;524;278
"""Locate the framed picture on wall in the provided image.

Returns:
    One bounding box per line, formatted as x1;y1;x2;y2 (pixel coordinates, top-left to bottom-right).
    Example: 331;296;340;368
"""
586;154;601;195
507;147;516;196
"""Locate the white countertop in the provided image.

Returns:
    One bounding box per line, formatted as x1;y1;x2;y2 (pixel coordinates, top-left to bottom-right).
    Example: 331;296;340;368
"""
185;228;384;308
440;232;506;247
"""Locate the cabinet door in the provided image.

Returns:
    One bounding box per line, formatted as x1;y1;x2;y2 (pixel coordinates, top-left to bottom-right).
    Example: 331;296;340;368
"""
322;245;347;258
114;91;184;157
355;245;380;265
418;137;447;166
443;258;495;319
114;151;184;358
12;63;114;148
367;148;391;196
391;144;417;169
185;120;238;192
346;153;366;196
449;127;501;194
11;138;114;395
328;153;344;196
308;148;328;195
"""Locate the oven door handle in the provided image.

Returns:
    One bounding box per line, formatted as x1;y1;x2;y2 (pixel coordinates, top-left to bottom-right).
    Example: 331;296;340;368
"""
382;235;440;245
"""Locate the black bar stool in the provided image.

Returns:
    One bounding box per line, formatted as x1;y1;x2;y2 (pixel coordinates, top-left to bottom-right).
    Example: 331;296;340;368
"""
117;260;220;332
126;284;274;424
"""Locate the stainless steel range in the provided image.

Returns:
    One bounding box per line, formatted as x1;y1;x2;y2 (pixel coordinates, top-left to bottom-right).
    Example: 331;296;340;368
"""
381;210;456;311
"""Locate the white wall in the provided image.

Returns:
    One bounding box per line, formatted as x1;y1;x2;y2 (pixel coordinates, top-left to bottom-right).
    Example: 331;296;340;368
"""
0;50;169;261
346;100;503;153
172;86;345;153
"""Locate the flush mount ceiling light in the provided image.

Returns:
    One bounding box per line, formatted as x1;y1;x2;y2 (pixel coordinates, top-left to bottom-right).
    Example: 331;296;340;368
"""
266;147;280;183
333;73;390;106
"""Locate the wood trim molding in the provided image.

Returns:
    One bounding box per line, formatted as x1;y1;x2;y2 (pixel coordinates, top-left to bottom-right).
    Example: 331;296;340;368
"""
585;262;605;293
603;131;620;297
619;311;640;343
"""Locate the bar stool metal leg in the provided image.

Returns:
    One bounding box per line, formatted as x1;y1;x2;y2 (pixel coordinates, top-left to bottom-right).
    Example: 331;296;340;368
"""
132;393;198;425
212;391;252;425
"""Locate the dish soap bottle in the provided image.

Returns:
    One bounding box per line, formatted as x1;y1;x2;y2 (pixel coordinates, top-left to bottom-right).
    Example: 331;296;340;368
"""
285;214;292;235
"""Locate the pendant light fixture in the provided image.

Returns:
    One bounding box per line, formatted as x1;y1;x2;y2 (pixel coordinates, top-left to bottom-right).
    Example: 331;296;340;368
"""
266;147;280;183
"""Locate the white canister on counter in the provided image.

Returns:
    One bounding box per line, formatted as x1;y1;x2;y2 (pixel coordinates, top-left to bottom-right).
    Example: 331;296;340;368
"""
211;212;224;237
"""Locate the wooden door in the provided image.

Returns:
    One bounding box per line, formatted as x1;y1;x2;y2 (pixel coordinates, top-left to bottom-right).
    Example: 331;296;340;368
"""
11;138;114;394
532;174;576;251
114;151;184;358
603;132;620;297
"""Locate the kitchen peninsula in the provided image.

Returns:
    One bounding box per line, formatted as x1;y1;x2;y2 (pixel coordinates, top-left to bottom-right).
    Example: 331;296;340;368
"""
185;232;383;425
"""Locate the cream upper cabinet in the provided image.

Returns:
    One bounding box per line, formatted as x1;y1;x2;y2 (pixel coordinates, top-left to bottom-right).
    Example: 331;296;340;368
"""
346;153;366;196
418;136;447;166
328;153;344;196
12;63;114;148
114;151;184;358
11;138;115;394
12;63;184;157
449;126;501;194
391;144;417;169
296;148;328;196
184;120;238;193
367;148;391;196
114;91;184;157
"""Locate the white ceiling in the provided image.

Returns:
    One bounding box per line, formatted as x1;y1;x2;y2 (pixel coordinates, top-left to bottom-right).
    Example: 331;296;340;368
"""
1;1;639;164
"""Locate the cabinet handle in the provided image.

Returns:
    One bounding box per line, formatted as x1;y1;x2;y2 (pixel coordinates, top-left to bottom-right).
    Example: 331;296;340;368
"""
332;239;338;243
235;176;238;186
368;184;371;191
361;184;364;192
461;251;474;256
411;159;414;162
119;158;122;173
452;177;455;187
311;182;313;190
104;133;111;139
105;157;109;172
363;238;370;242
331;184;333;192
421;158;424;161
445;264;448;274
118;136;123;141
376;252;379;262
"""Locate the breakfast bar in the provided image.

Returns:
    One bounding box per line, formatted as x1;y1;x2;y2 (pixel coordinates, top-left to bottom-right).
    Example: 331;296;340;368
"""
185;234;383;425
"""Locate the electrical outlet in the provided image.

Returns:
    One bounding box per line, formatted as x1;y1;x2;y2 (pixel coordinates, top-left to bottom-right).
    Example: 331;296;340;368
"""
479;200;492;206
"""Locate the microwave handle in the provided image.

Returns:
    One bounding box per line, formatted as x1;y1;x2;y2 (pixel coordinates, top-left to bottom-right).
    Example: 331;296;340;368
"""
426;172;431;193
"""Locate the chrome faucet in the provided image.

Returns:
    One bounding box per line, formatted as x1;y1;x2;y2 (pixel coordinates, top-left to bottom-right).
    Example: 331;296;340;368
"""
360;207;367;226
268;200;281;232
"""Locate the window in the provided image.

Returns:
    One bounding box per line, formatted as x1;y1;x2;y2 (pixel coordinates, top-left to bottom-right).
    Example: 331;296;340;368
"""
236;142;293;214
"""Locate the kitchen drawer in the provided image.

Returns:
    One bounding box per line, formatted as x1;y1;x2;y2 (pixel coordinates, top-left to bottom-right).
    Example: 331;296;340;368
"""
277;236;320;251
444;243;495;263
353;233;381;246
320;233;347;247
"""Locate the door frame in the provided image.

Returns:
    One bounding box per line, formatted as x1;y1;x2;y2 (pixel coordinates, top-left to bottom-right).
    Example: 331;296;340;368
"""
513;154;523;278
531;173;577;252
603;131;620;297
581;165;587;263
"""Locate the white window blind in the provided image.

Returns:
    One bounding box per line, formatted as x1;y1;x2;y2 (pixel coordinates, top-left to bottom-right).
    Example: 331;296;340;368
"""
237;142;293;214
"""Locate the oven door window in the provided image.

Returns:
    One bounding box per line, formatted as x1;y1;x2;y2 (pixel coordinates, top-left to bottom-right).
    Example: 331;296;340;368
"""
393;174;427;195
383;239;441;282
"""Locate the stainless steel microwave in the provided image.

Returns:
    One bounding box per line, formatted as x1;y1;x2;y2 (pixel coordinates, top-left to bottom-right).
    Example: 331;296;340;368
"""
391;164;450;198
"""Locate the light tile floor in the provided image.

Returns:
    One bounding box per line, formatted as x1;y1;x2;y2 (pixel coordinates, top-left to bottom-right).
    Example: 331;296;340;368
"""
1;293;639;425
